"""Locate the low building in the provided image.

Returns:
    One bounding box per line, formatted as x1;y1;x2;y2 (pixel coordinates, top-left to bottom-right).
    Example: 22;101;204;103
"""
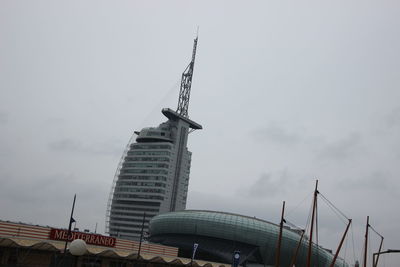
0;220;225;267
149;210;349;267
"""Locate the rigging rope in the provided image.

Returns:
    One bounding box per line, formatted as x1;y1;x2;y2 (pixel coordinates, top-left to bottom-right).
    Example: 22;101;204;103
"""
319;198;348;226
361;235;366;267
305;192;314;235
286;191;313;216
139;78;181;129
286;186;359;267
369;224;384;239
318;193;349;221
285;219;305;232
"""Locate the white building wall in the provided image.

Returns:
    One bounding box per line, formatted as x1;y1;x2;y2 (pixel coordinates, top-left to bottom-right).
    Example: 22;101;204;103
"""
108;113;198;240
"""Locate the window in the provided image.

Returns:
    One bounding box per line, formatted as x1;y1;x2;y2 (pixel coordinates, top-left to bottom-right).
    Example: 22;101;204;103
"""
118;175;167;181
115;194;164;200
128;151;171;156
122;162;169;168
120;169;168;175
131;144;172;150
117;181;166;187
126;156;170;162
116;188;165;194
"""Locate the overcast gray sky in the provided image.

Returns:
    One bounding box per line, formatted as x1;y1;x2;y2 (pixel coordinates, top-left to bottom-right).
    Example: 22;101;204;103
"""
1;1;399;266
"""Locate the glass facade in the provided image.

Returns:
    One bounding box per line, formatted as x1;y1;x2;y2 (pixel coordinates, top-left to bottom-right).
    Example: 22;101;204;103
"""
149;210;349;267
107;110;201;241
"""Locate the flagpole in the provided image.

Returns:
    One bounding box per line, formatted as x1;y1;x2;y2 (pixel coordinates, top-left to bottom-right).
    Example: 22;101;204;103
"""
64;194;77;254
191;242;199;267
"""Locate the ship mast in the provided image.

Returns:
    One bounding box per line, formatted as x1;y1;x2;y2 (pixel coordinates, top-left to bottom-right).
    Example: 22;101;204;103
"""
329;219;352;267
363;216;369;267
176;36;198;118
306;180;318;267
289;230;305;267
275;201;285;267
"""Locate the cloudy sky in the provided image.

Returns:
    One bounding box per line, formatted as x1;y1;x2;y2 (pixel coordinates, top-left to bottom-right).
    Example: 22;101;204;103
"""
1;1;399;266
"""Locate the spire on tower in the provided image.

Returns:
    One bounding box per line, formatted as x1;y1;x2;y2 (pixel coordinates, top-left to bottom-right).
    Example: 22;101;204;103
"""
176;37;198;118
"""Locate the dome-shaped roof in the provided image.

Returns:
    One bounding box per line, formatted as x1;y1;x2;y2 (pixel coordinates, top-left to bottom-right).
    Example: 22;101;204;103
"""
150;210;301;246
149;210;348;267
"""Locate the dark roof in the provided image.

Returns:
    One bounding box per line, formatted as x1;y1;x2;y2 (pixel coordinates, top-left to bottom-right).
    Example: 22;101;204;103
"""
162;108;202;130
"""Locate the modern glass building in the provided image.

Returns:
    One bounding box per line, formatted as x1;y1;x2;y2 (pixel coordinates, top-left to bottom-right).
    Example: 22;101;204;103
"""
106;38;201;240
149;210;349;267
106;109;201;240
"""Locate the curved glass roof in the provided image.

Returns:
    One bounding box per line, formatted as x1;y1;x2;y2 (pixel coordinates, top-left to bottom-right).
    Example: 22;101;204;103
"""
150;210;348;267
150;210;297;246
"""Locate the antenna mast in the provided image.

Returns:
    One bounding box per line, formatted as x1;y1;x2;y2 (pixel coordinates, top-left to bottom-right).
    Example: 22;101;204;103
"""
176;36;198;118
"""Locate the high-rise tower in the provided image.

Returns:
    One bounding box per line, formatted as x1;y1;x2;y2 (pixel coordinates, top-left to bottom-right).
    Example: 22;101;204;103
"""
106;38;202;240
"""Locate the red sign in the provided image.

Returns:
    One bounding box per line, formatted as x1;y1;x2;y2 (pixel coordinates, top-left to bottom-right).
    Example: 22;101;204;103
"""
49;228;116;247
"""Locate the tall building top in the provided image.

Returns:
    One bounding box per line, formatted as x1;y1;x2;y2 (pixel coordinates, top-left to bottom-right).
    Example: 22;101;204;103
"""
106;37;202;240
176;37;198;118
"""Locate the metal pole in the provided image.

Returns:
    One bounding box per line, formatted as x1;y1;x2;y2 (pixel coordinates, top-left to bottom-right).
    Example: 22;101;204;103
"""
275;201;285;267
372;253;377;267
306;180;318;267
289;230;305;267
372;250;400;267
191;243;198;267
374;236;384;267
64;194;76;254
363;216;369;267
329;219;352;267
